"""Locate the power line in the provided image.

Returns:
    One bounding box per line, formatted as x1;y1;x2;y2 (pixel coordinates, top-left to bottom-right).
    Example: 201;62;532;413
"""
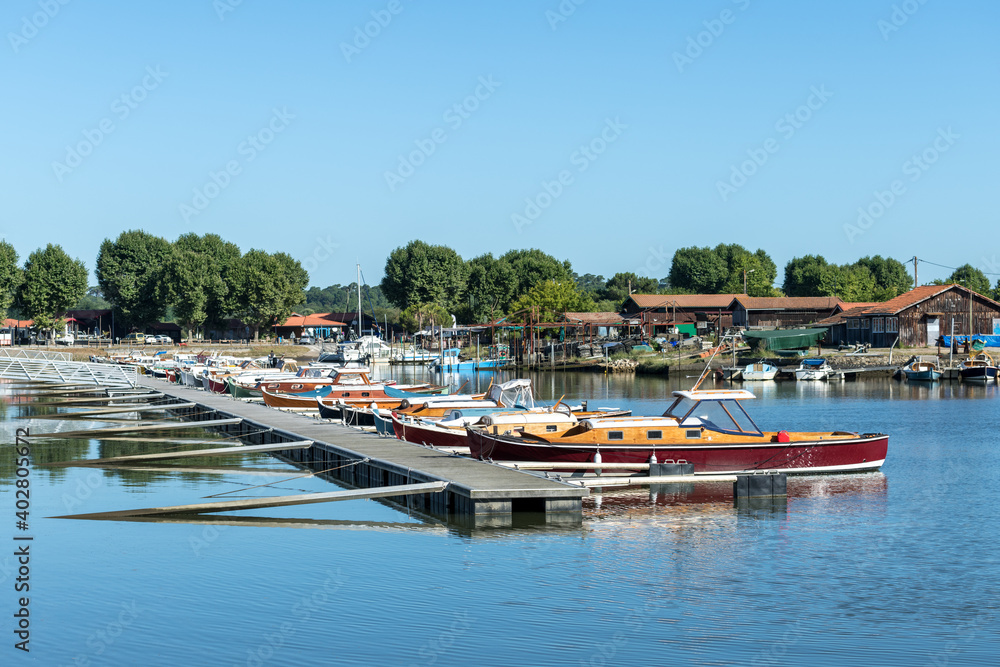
895;257;1000;278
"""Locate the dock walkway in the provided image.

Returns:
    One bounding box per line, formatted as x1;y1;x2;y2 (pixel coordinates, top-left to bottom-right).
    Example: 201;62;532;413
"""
136;378;587;526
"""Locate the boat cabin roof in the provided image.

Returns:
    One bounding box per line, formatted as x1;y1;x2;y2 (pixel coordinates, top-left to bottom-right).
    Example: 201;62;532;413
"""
662;388;763;436
801;358;827;366
671;389;756;401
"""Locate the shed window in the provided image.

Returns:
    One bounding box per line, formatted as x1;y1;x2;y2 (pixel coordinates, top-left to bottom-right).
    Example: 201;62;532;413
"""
886;317;898;333
872;317;884;333
607;431;624;441
686;429;701;439
646;430;663;440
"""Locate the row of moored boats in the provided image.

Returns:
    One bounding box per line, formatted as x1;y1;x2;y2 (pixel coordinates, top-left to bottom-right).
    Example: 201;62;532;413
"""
94;350;892;477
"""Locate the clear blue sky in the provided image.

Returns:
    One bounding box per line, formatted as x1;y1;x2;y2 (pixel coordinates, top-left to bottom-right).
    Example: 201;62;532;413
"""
2;0;997;288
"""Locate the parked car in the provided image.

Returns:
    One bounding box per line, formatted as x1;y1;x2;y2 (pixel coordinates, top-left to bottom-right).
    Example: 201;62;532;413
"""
154;335;173;345
299;335;316;344
55;333;75;345
122;332;146;344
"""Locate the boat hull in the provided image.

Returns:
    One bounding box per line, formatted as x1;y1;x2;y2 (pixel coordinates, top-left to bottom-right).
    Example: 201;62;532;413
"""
959;367;997;383
904;370;941;381
207;377;229;394
466;430;888;475
393;415;469;449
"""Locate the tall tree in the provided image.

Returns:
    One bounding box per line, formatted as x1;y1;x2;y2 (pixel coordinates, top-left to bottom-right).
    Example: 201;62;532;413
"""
574;272;606;297
158;248;222;339
174;233;241;324
16;244;87;336
601;272;659;308
96;229;172;328
273;252;310;312
381;241;468;310
464;253;517;323
783;255;830;297
820;264;877;302
400;302;451;333
229;250;308;340
714;244;778;296
0;240;21;318
854;255;912;300
509;279;594;323
499;249;574;302
947;264;991;295
668;246;728;293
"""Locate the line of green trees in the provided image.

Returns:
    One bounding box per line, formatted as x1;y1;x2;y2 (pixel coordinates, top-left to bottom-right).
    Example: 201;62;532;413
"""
379;241;1000;331
4;232;996;339
0;231;309;340
0;241;88;337
95;230;307;339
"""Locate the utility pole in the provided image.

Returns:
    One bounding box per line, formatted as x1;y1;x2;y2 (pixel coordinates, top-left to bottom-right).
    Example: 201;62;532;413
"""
912;256;919;287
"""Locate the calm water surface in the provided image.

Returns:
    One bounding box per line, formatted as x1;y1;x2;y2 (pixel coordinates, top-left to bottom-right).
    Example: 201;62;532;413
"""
1;371;998;666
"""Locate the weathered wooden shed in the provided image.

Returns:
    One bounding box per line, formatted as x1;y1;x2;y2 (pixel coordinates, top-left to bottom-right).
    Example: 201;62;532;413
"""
622;294;738;333
837;285;1000;348
729;296;844;329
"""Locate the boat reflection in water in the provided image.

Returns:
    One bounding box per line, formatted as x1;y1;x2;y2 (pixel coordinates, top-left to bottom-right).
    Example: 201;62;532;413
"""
584;473;888;525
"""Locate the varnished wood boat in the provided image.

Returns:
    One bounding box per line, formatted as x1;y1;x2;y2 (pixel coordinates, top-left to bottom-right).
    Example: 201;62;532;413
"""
466;389;888;475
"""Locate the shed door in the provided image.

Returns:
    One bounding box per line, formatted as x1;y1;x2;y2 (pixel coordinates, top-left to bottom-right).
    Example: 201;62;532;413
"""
926;317;939;345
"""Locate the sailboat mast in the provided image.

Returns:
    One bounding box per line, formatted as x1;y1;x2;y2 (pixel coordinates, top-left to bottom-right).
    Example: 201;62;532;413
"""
356;263;362;340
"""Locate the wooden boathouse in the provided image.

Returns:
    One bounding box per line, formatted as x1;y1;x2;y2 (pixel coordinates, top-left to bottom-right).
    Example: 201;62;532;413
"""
820;284;1000;348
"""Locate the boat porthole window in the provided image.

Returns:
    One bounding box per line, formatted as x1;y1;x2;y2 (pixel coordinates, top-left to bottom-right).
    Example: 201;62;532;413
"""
686;430;701;439
342;392;350;397
546;425;558;432
608;431;624;441
267;384;278;389
291;384;302;390
362;392;370;397
647;430;663;440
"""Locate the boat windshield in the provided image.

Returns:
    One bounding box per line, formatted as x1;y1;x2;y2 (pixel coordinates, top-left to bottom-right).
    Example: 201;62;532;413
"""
486;380;535;409
663;397;762;436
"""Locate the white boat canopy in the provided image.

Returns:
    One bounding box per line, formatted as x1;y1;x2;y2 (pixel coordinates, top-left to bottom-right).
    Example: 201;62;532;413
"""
671;389;756;401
